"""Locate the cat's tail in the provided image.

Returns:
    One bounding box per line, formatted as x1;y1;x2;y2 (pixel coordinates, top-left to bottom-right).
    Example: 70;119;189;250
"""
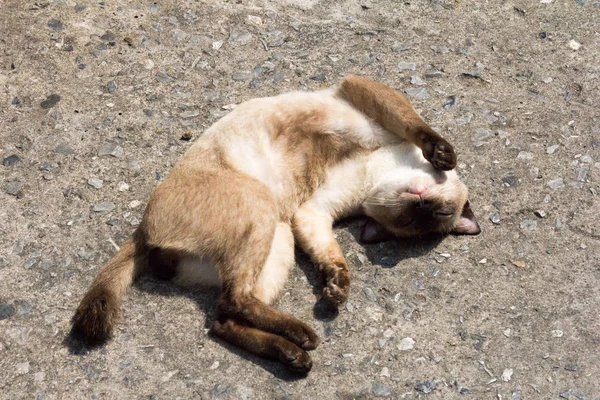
71;230;147;345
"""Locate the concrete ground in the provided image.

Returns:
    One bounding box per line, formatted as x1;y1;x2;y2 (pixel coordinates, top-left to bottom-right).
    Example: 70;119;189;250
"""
1;0;599;398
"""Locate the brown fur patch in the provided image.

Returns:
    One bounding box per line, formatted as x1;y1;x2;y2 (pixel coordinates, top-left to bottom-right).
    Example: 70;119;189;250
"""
71;236;144;345
337;75;456;170
268;108;367;220
211;317;312;373
71;283;120;345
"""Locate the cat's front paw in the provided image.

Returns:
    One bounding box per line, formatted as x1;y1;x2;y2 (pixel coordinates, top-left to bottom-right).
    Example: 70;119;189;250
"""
323;269;350;307
423;138;456;171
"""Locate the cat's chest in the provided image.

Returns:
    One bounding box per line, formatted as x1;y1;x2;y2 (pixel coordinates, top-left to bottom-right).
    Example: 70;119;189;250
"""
223;131;295;199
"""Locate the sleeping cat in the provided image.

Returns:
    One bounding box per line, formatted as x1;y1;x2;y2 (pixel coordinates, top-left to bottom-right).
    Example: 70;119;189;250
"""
71;75;480;373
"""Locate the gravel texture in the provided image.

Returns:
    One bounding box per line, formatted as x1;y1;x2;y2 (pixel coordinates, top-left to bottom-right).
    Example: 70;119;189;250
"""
1;0;599;399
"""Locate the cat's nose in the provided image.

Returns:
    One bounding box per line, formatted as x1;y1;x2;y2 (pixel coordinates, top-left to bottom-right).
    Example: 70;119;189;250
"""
415;199;433;213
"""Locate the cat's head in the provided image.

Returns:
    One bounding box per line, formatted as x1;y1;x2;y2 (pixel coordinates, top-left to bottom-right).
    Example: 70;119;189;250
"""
361;149;480;243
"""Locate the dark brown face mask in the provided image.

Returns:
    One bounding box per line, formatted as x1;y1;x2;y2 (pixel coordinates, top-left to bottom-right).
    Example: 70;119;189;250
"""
359;200;481;244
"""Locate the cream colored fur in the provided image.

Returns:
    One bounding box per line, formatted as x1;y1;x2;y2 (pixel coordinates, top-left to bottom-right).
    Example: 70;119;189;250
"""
172;101;466;299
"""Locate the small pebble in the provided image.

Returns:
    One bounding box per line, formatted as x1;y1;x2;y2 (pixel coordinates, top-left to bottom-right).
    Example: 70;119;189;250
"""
431;45;450;54
501;368;513;382
577;165;589;182
410;76;426;86
100;31;116;41
559;389;586;400
180;110;200;119
551;329;564;338
87;178;103;189
16;362;30;374
520;220;537;230
47;19;64;30
474;128;491;142
106;80;117;93
3;154;21;167
345;302;355;313
490;213;501;225
517;151;533;160
40;94;61;109
161;370;179;383
405;88;428;100
232;72;253;81
415;381;436;394
4;181;23;196
247;15;262;25
397;337;415;351
462;70;482;79
398;62;416;71
54;143;74;155
117;182;130;191
372;382;391;397
6;326;32;344
171;29;187;41
425;70;442;78
443;95;457;109
564;363;579;372
547;178;565;190
310;73;327;82
34;372;45;382
0;303;16;320
99;142;124;158
363;287;377;302
156;72;175;83
546;145;559;154
567;40;582;50
93;202;116;212
534;210;546;218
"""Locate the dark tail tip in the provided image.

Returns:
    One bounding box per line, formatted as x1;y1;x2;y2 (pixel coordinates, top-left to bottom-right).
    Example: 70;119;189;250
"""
70;285;119;346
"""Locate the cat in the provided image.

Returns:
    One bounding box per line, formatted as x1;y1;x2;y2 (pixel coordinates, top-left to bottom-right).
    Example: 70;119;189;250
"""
71;75;480;374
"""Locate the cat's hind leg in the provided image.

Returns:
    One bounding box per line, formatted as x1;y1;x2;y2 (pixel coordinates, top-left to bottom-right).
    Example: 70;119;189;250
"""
252;222;295;305
212;222;315;373
141;168;318;371
215;219;320;354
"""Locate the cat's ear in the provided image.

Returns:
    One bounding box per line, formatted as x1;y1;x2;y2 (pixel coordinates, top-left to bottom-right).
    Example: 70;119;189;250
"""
451;201;481;235
360;218;397;244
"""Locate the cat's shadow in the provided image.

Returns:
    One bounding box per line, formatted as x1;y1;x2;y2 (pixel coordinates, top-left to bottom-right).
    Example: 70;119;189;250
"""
63;278;309;381
64;217;443;379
